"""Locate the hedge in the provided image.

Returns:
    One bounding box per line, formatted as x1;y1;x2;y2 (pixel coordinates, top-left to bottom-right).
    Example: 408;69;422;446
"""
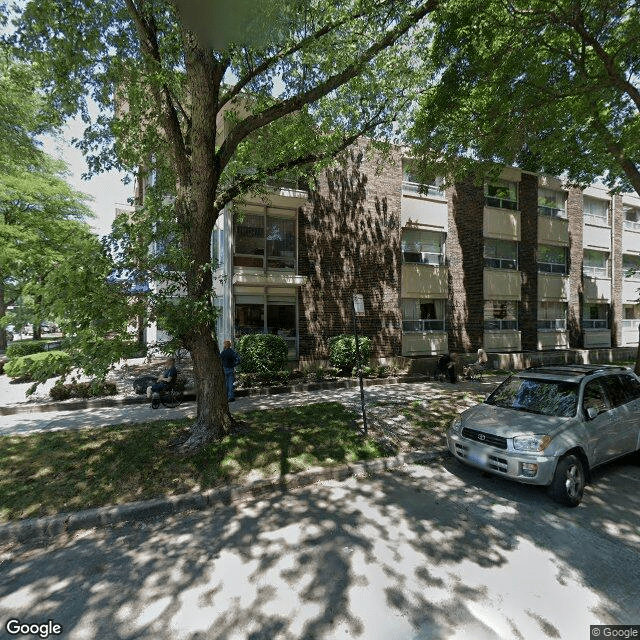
328;334;372;372
4;350;71;381
236;333;288;374
50;380;118;401
5;339;57;359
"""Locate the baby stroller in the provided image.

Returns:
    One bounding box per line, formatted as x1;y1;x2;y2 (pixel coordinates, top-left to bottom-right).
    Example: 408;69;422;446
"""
434;354;457;383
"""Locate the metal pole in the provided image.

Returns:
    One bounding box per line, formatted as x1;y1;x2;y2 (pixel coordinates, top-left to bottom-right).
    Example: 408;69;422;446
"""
353;297;368;435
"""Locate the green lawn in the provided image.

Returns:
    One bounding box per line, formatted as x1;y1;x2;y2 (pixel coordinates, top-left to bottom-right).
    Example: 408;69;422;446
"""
0;402;385;522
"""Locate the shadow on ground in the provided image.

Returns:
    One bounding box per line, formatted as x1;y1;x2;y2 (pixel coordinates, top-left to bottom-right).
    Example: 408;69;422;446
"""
1;453;639;640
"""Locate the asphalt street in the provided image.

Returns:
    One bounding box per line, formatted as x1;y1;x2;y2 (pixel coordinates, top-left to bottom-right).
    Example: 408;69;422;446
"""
2;454;639;640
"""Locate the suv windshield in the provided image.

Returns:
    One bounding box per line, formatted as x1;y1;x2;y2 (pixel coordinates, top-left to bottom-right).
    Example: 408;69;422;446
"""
486;377;579;417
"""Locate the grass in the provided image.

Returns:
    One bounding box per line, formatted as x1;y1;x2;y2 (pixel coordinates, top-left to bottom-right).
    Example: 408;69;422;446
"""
0;402;386;522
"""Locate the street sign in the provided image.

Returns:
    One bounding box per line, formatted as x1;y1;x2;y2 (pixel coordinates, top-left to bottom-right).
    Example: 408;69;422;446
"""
353;293;365;316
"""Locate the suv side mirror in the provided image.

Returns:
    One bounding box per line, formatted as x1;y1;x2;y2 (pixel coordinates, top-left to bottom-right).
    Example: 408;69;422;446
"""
586;406;598;420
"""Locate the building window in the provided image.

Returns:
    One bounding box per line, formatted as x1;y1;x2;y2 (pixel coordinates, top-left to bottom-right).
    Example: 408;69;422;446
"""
623;254;640;279
624;205;640;231
235;294;297;357
583;304;608;329
484;300;518;330
538;245;567;274
538;188;567;219
401;298;445;332
402;229;444;265
623;305;640;328
234;208;296;271
538;301;567;331
485;180;518;210
583;196;610;226
583;249;609;278
401;159;445;198
484;238;518;270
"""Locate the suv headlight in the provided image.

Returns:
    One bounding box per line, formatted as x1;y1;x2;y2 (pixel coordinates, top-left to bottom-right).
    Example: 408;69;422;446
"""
450;417;463;435
513;434;552;452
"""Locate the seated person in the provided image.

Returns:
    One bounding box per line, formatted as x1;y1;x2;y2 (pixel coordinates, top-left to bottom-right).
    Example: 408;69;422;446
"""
464;348;488;378
147;357;178;399
435;353;457;383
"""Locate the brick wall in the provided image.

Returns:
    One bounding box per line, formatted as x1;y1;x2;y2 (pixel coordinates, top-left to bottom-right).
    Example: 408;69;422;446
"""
298;142;402;359
611;195;623;346
567;186;584;348
519;173;538;350
447;180;484;352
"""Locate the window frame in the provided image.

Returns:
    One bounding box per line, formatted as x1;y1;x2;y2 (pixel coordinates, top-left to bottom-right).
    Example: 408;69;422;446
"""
484;238;518;270
484;179;518;210
538;244;567;275
538;188;567;219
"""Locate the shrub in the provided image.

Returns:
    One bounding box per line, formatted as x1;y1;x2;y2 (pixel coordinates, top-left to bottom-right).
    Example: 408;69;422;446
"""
50;380;118;401
236;334;288;374
6;340;57;359
328;334;372;372
4;350;71;381
236;369;291;388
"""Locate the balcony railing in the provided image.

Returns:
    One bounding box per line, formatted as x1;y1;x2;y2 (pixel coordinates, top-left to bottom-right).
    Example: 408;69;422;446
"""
583;265;609;278
484;319;518;330
583;319;608;329
622;319;640;328
538;205;567;219
402;181;445;198
402;319;446;332
584;213;609;227
402;251;444;265
539;262;567;274
538;319;567;331
485;196;518;210
485;257;518;270
624;219;640;232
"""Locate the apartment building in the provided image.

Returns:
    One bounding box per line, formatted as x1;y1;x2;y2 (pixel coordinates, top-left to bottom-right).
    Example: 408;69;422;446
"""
183;142;640;362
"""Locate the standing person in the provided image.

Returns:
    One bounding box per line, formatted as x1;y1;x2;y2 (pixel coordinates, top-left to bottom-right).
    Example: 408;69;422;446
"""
147;357;178;399
220;340;241;402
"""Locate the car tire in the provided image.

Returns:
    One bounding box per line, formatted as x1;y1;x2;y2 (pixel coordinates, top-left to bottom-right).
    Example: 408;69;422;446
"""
547;454;585;507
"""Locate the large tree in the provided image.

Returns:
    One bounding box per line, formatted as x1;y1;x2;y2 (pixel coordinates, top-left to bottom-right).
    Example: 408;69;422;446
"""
0;52;96;349
411;0;640;372
11;0;436;450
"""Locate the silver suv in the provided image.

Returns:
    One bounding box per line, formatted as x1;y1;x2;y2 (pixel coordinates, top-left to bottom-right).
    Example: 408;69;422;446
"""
447;365;640;506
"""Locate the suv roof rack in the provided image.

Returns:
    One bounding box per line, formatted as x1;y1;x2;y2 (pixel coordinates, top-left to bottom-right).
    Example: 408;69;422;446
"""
523;364;629;376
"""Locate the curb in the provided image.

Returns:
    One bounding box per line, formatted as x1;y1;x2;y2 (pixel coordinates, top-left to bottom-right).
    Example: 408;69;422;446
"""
0;449;449;544
0;375;430;416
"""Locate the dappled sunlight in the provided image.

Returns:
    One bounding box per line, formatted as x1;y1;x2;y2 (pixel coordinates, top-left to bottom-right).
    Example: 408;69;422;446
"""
2;456;638;640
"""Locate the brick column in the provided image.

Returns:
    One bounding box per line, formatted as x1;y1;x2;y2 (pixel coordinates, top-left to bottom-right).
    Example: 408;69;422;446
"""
567;186;584;348
518;173;538;351
447;180;484;352
611;195;624;346
299;141;403;360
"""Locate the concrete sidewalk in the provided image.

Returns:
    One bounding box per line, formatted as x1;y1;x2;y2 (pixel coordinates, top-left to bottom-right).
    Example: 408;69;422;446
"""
0;378;501;437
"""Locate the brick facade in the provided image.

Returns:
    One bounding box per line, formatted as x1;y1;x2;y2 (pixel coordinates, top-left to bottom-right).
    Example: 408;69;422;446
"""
298;143;403;359
567;186;584;348
519;173;539;351
446;180;485;352
611;195;624;346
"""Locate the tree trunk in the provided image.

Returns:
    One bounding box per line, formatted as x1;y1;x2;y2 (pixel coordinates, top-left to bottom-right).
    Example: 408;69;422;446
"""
33;323;42;341
0;280;7;352
635;325;640;376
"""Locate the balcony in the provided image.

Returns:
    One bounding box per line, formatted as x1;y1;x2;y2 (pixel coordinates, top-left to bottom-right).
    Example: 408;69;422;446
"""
484;207;520;241
484;268;521;300
538;319;567;331
583;328;611;348
538;274;570;301
401;331;448;356
538;216;569;246
623;280;640;303
583;224;611;251
583;276;611;302
537;329;569;350
484;330;521;352
401;192;448;229
622;228;640;254
622;319;640;346
402;319;446;332
401;264;448;298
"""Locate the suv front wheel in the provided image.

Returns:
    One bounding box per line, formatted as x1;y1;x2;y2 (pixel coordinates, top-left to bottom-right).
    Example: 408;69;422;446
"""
548;454;585;507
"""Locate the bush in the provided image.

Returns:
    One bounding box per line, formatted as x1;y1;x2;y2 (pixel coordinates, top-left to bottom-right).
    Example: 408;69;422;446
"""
4;350;71;381
328;334;372;372
6;340;57;359
236;369;291;388
236;334;288;374
49;380;118;401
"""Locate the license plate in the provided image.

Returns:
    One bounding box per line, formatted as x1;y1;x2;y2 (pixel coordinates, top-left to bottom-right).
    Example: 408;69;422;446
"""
467;450;487;467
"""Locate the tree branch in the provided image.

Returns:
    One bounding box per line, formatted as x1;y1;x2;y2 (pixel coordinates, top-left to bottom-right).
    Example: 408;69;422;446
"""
216;0;438;173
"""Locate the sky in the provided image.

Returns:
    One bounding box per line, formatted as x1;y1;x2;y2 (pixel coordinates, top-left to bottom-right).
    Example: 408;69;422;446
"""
41;117;133;239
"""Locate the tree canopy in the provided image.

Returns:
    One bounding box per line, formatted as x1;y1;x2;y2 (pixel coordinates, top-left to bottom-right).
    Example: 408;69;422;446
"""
411;0;640;194
9;0;437;450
